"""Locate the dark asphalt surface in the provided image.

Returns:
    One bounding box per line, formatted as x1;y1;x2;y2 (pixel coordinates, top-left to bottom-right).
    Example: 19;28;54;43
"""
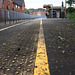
43;18;75;75
0;20;35;47
0;18;75;75
0;19;40;75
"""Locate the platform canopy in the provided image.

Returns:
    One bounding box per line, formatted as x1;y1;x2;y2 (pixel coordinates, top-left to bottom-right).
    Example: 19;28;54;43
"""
43;4;51;8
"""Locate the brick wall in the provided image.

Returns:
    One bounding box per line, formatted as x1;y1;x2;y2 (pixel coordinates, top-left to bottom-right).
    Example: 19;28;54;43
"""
2;0;8;9
1;0;25;13
13;3;25;13
0;0;2;8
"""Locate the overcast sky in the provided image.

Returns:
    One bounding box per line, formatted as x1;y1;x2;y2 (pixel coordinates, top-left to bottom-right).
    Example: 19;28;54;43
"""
25;0;66;9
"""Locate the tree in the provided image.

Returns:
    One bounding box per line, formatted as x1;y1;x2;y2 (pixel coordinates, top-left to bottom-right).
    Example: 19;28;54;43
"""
25;8;30;14
67;7;75;13
66;0;74;6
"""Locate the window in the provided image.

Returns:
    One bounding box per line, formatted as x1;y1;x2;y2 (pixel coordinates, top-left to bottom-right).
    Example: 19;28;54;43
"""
22;7;24;10
8;1;10;4
18;6;20;9
2;0;4;3
7;5;10;10
16;5;17;8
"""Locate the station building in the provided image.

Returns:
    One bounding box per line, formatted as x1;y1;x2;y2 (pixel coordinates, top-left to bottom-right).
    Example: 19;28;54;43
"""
44;5;65;18
49;6;65;18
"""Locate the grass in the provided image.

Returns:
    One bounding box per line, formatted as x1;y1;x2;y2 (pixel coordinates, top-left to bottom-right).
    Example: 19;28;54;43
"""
26;48;29;50
67;12;75;20
3;43;6;46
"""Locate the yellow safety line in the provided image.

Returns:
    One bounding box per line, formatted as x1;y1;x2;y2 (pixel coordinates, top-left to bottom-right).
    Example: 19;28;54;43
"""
34;18;50;75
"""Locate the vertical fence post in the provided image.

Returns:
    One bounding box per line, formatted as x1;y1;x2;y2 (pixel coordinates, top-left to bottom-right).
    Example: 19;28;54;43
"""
4;10;6;25
8;11;9;25
13;11;14;23
0;9;1;22
9;11;11;25
16;12;17;23
18;12;19;22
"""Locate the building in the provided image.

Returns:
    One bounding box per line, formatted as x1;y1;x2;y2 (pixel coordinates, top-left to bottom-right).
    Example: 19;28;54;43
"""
29;8;46;16
46;6;65;18
0;0;2;8
0;0;25;13
49;6;62;18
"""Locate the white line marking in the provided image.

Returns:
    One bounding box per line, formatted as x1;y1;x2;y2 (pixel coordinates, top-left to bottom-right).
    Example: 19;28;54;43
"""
0;18;40;32
0;21;30;32
0;18;39;32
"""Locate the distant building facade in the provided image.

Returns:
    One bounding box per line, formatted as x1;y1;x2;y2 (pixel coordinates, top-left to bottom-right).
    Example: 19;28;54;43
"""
0;0;25;13
50;6;62;18
29;8;46;16
46;6;65;18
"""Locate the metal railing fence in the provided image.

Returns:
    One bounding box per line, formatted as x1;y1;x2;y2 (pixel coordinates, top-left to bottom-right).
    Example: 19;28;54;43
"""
0;9;46;25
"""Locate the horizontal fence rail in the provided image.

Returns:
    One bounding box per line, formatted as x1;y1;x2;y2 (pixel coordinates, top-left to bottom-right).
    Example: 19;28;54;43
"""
0;9;46;26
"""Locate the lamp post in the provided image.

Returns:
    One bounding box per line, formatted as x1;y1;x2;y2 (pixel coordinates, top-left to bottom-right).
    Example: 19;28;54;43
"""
48;4;53;18
61;1;64;19
65;0;67;18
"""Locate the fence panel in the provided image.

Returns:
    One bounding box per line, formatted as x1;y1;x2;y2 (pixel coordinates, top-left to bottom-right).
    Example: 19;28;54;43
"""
0;9;46;26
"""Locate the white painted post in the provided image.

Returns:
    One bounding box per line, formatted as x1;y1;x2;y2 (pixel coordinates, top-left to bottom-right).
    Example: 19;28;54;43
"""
50;4;53;18
52;4;53;18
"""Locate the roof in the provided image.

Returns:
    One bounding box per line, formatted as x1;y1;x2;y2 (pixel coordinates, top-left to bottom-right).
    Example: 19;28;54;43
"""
29;8;46;13
49;6;65;10
14;0;24;6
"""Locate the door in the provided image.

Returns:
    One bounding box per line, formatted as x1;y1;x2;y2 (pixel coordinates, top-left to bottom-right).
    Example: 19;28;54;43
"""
57;12;60;18
53;10;56;18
